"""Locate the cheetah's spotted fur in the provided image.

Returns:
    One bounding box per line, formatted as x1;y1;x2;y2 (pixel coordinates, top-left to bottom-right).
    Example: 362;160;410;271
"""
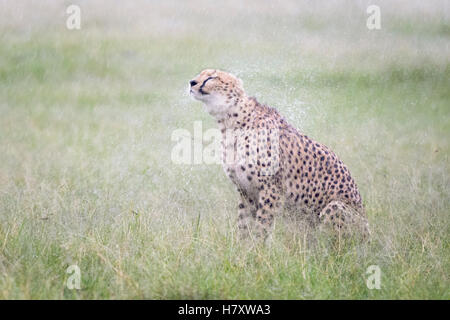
190;69;369;239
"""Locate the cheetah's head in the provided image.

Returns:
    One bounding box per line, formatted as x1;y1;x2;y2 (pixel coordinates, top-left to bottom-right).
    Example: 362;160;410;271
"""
189;69;244;117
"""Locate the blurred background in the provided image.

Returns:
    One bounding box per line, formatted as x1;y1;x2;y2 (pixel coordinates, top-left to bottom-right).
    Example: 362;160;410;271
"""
0;0;448;299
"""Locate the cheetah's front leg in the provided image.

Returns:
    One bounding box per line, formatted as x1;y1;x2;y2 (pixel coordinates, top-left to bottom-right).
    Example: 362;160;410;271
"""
237;189;256;239
252;187;283;241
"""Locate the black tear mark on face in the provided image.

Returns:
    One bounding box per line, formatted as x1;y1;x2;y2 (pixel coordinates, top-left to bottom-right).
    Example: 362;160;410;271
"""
199;76;216;95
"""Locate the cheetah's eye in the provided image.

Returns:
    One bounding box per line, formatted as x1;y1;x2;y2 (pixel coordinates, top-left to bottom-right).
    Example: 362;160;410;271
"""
199;76;216;95
201;76;215;87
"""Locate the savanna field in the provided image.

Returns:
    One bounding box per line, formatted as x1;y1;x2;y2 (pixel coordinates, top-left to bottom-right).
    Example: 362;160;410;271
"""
0;1;449;299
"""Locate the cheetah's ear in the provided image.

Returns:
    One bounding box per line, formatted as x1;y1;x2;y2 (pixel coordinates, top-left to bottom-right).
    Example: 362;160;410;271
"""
236;77;243;88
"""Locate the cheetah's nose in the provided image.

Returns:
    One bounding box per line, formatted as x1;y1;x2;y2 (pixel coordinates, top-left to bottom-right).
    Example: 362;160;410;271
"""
190;80;198;87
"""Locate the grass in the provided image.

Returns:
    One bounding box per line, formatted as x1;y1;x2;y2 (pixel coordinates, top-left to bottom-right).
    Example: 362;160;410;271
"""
0;0;449;299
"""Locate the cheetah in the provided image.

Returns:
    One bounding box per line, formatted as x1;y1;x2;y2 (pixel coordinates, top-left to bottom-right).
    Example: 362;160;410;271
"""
189;69;369;240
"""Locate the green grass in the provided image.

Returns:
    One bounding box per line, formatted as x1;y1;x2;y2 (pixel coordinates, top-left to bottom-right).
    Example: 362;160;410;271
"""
0;1;449;299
